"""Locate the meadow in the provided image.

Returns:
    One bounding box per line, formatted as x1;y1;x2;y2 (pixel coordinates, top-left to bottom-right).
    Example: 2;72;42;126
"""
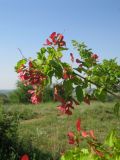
2;101;120;159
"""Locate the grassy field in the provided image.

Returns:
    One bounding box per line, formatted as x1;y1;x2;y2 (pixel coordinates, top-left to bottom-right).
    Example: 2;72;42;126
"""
3;101;120;159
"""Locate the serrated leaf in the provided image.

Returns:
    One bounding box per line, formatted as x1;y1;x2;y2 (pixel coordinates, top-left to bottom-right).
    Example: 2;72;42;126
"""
76;86;84;102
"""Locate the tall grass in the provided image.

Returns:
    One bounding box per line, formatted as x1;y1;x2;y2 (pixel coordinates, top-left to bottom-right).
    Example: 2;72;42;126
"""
2;101;119;159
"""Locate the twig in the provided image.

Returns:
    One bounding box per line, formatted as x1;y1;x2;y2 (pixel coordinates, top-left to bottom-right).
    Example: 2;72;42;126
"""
73;71;120;99
18;48;26;59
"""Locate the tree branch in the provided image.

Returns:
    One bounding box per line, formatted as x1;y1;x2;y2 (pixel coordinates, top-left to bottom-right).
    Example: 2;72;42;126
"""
73;71;120;99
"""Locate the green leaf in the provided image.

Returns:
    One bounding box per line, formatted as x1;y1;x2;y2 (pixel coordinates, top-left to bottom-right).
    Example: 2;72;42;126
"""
71;77;83;85
105;130;117;147
81;148;89;154
37;47;46;60
44;77;51;86
34;59;43;66
94;88;107;102
47;47;55;54
41;47;46;53
55;51;63;59
50;60;63;78
60;155;65;160
60;150;73;160
57;47;68;51
76;86;84;102
15;59;27;71
63;80;73;97
114;102;120;117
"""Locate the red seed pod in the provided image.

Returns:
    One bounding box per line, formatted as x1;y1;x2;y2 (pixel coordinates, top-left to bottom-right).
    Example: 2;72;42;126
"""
70;53;74;62
76;59;81;63
79;64;83;68
63;69;69;79
67;132;75;144
45;39;52;45
91;54;98;59
59;41;66;47
50;32;56;40
89;130;96;139
94;149;104;158
58;34;64;42
84;96;90;105
20;154;29;160
76;118;81;132
81;131;89;138
29;61;33;68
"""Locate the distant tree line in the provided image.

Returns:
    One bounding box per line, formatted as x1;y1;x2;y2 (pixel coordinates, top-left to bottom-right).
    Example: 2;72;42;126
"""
0;81;119;105
0;81;54;104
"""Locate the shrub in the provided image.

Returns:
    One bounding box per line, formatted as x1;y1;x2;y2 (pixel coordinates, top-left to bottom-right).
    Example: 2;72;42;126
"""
0;105;19;159
0;93;9;104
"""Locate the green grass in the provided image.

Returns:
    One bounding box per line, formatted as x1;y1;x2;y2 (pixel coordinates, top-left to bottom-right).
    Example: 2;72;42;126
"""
3;101;120;159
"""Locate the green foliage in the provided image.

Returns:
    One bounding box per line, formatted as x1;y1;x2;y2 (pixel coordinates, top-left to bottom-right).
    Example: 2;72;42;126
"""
94;88;107;102
76;86;84;102
0;104;53;159
8;90;20;104
2;102;118;159
91;59;120;92
50;60;63;78
61;130;120;160
42;85;54;102
0;105;19;160
15;32;120;159
9;82;54;104
114;102;120;116
0;93;9;104
63;80;73;98
9;81;32;104
15;58;27;72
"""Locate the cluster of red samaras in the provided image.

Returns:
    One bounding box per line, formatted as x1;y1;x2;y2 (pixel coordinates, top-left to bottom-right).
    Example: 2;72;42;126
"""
54;87;79;115
62;68;90;106
67;119;104;158
54;87;90;115
68;119;96;144
62;67;74;80
70;52;98;64
17;61;46;104
17;32;97;106
44;32;66;47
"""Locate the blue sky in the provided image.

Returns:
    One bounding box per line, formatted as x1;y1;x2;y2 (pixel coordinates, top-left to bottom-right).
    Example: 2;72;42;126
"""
0;0;120;89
